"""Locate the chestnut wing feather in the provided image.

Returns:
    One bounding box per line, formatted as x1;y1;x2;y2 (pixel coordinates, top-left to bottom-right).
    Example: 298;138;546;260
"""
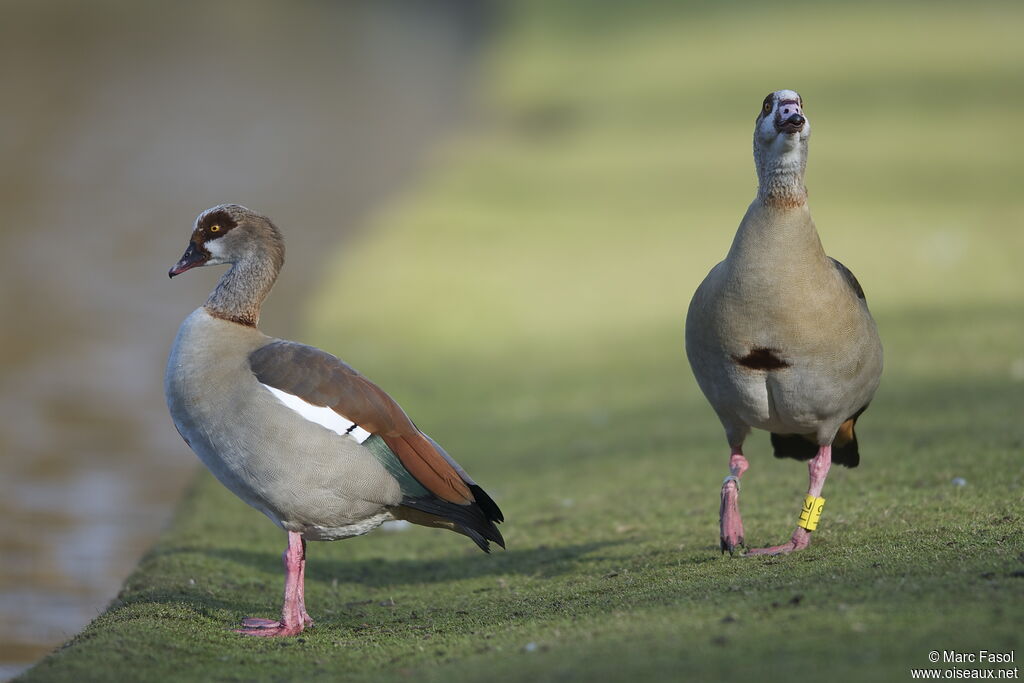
249;341;472;504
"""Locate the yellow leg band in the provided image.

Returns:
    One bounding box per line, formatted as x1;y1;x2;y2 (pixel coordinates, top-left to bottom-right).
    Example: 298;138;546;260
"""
797;495;826;531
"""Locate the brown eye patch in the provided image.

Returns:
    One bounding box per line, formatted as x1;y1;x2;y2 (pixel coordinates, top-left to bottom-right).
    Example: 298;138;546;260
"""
198;210;238;237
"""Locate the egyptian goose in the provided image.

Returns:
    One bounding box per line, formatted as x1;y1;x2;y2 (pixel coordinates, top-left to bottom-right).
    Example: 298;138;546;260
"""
165;205;504;636
685;90;883;556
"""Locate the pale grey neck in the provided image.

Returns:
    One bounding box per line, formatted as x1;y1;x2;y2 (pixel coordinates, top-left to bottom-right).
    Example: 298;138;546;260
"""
754;143;808;208
726;199;825;276
204;253;280;327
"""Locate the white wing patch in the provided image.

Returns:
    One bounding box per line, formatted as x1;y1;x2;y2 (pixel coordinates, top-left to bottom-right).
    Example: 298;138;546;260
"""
262;384;372;444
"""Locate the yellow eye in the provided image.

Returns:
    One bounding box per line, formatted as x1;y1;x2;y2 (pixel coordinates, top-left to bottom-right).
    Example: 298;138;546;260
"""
763;101;772;114
210;225;221;233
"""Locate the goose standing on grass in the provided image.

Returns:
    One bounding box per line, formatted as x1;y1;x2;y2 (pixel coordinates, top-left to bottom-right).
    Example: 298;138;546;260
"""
685;90;882;556
165;204;504;636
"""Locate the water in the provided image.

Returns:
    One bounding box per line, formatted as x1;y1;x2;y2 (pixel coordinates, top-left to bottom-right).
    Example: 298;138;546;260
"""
0;1;488;676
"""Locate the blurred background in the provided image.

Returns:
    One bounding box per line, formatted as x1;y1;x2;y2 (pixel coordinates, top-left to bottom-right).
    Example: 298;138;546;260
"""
0;0;490;677
3;0;1023;679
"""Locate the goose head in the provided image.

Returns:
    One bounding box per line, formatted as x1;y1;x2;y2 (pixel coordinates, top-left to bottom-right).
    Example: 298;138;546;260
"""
755;89;809;145
753;89;806;158
168;204;284;278
753;89;811;201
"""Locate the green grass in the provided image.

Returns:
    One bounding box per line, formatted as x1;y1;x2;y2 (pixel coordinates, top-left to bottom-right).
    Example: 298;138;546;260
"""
23;1;1024;681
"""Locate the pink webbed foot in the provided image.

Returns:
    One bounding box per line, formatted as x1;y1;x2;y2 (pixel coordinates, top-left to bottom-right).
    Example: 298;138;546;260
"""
747;445;831;556
719;451;749;555
719;477;745;554
233;530;311;637
746;527;811;556
235;618;305;637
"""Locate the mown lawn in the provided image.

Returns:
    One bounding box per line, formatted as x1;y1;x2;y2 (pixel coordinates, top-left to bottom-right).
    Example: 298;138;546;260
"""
23;1;1023;681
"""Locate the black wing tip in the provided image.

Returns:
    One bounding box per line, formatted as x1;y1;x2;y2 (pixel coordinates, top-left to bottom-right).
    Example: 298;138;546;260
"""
829;256;866;301
470;484;505;524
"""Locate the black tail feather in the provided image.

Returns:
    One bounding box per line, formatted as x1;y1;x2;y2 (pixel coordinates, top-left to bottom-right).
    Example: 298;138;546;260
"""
400;494;505;553
833;435;860;467
770;432;818;461
770;432;861;468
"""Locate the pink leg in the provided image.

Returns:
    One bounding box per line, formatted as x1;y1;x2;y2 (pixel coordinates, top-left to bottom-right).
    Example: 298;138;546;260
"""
747;444;832;556
237;530;310;636
720;448;749;554
297;537;313;627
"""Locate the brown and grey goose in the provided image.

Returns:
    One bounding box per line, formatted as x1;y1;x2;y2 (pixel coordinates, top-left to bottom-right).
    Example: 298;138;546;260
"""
685;90;883;555
165;204;504;636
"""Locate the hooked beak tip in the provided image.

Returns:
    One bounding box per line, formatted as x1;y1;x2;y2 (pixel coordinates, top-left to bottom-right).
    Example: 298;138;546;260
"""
168;242;208;278
168;260;199;278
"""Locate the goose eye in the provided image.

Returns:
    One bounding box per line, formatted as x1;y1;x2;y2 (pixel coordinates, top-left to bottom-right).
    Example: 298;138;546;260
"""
210;225;221;233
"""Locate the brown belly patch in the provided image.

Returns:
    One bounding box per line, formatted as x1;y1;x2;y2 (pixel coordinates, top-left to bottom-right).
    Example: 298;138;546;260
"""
733;347;790;370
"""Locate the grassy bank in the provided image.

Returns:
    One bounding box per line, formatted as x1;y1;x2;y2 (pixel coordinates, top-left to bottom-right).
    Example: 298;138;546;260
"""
23;1;1023;681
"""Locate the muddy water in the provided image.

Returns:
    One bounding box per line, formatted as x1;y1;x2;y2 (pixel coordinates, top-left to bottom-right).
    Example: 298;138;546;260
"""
0;1;488;676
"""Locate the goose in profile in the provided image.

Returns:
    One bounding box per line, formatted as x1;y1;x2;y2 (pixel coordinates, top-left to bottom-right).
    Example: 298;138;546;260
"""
165;204;504;635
